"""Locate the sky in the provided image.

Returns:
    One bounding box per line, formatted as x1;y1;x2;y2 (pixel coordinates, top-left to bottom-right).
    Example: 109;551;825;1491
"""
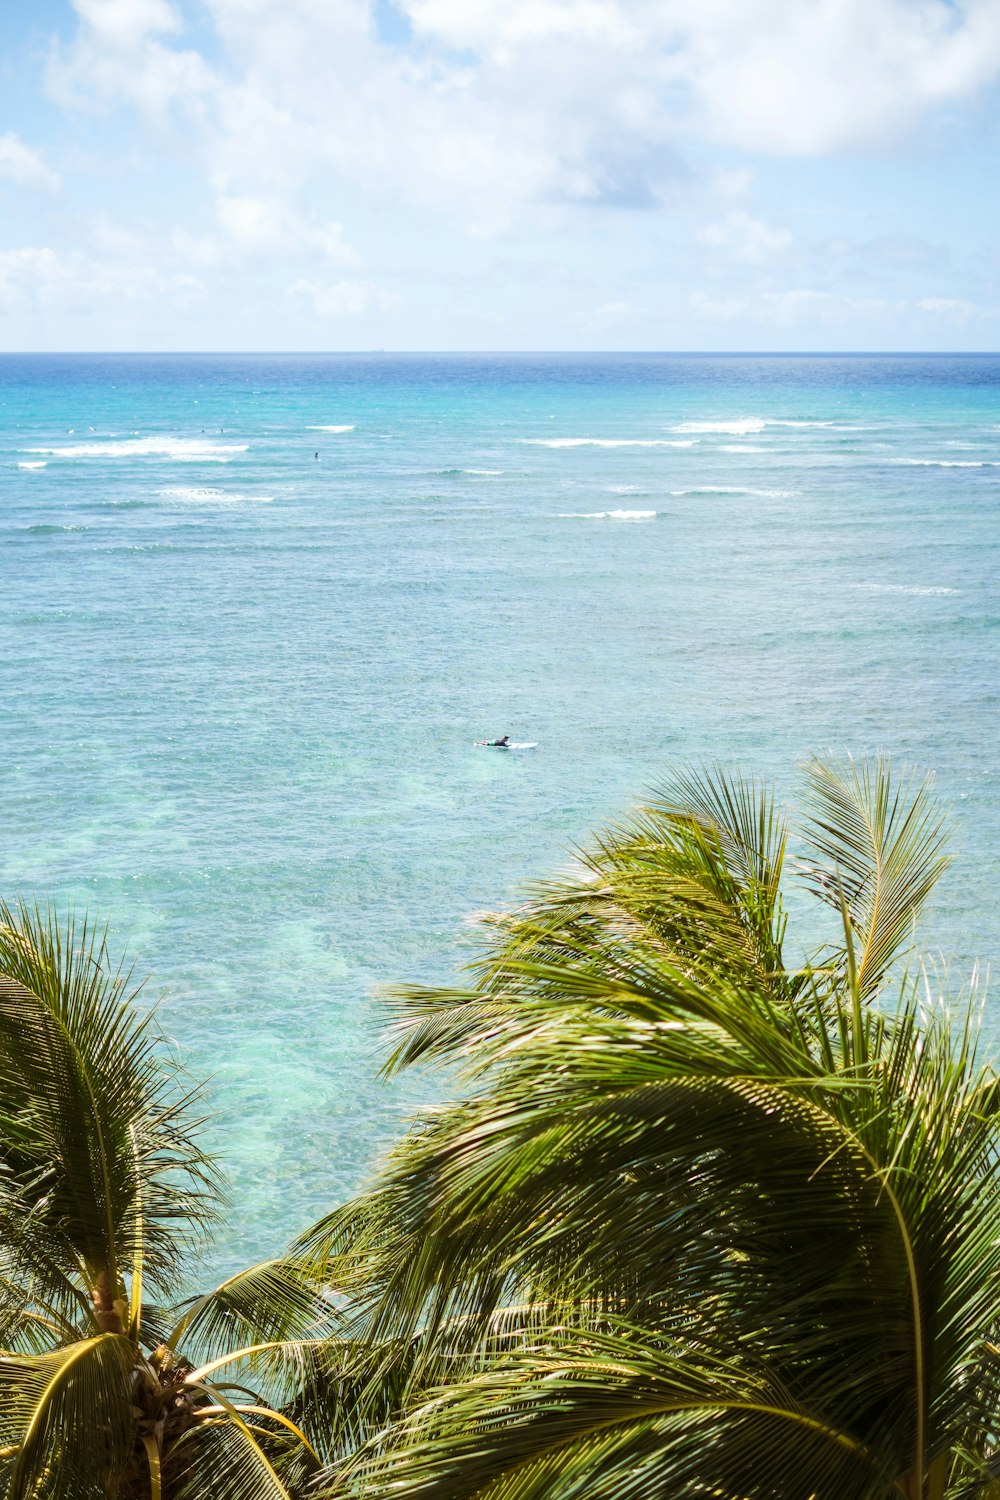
1;0;1000;351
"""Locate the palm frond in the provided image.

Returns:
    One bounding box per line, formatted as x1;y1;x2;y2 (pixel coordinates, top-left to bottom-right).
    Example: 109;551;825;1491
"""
799;754;951;998
490;762;788;987
313;752;1000;1493
0;903;224;1322
318;1330;896;1500
0;1334;134;1499
165;1405;313;1500
168;1257;336;1363
382;766;797;1083
321;1058;896;1374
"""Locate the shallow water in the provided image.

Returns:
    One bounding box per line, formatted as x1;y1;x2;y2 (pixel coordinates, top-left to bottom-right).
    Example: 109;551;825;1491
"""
2;352;999;1271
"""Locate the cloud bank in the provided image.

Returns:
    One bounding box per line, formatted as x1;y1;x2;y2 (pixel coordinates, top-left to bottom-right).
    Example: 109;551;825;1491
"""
0;0;998;345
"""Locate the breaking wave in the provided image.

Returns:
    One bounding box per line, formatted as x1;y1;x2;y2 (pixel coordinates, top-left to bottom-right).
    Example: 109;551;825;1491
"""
671;418;849;436
559;509;658;521
672;419;769;435
158;487;274;503
669;486;799;498
521;438;697;448
26;438;249;461
854;583;959;596
894;458;1000;468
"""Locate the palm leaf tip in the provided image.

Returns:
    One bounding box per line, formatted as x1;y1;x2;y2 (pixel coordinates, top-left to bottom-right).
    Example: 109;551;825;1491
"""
0;902;224;1325
169;1258;334;1364
800;754;951;997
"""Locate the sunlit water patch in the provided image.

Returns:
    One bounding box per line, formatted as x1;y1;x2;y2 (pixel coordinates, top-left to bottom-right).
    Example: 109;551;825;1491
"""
2;351;999;1276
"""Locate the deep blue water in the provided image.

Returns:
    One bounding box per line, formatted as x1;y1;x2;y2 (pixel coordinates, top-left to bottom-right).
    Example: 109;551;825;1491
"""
2;353;998;1270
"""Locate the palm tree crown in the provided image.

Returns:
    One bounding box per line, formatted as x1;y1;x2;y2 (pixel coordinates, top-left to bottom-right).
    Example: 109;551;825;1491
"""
5;756;1000;1500
302;756;1000;1500
0;903;332;1500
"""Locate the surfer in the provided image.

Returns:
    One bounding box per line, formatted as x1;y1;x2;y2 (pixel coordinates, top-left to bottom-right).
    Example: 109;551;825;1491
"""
478;734;510;747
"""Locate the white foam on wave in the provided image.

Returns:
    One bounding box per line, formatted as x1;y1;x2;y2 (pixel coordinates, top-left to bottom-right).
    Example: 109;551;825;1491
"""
673;419;768;435
462;468;503;475
854;583;959;596
894;458;999;468
559;509;657;521
521;438;697;448
719;444;767;453
774;419;860;429
27;437;248;461
672;418;845;436
17;461;47;470
670;486;798;498
607;484;648;494
307;425;355;433
158;487;274;504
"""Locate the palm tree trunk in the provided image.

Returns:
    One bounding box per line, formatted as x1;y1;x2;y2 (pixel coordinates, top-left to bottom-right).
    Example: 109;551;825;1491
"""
92;1268;125;1334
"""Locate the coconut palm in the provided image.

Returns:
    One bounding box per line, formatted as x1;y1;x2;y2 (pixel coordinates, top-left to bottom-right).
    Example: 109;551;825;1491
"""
303;756;1000;1499
0;902;334;1500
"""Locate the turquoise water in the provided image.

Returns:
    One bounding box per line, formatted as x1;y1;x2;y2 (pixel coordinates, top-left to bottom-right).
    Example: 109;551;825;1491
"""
2;353;999;1270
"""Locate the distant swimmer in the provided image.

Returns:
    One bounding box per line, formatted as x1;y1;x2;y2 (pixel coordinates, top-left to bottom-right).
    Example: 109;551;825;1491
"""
476;734;510;747
315;451;319;459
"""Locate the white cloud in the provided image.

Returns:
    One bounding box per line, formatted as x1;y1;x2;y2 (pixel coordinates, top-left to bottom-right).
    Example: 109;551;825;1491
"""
287;277;399;316
50;0;1000;240
17;0;1000;346
50;0;213;120
73;0;183;49
690;287;887;327
0;135;61;192
88;218;147;258
594;300;643;320
678;0;1000;153
917;297;984;321
403;0;638;54
177;196;362;265
395;0;1000;159
697;210;792;265
0;244;204;315
690;287;996;330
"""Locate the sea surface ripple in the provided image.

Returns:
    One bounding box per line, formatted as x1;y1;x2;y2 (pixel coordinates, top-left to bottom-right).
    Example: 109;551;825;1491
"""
2;352;999;1271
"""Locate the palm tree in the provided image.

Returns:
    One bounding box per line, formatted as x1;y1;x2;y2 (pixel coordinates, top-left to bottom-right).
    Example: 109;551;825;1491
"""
0;902;334;1500
303;756;1000;1499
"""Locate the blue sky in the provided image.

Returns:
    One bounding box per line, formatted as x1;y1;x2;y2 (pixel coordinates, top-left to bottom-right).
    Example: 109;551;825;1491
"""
1;0;1000;351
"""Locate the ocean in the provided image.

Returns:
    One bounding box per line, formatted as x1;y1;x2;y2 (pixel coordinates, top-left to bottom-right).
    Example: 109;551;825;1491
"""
1;352;998;1271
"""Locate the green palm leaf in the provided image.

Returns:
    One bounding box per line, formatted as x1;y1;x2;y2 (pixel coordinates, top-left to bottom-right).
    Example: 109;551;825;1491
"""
165;1408;310;1500
319;1331;897;1500
0;903;222;1329
0;1335;134;1500
168;1258;334;1362
2;756;992;1497
799;754;951;998
383;765;794;1082
300;757;1000;1496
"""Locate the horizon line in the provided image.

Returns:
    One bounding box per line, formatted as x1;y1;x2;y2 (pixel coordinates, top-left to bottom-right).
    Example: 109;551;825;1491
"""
1;349;1000;358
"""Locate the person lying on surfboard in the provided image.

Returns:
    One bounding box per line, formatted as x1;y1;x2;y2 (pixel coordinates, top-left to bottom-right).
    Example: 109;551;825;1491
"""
477;734;510;747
